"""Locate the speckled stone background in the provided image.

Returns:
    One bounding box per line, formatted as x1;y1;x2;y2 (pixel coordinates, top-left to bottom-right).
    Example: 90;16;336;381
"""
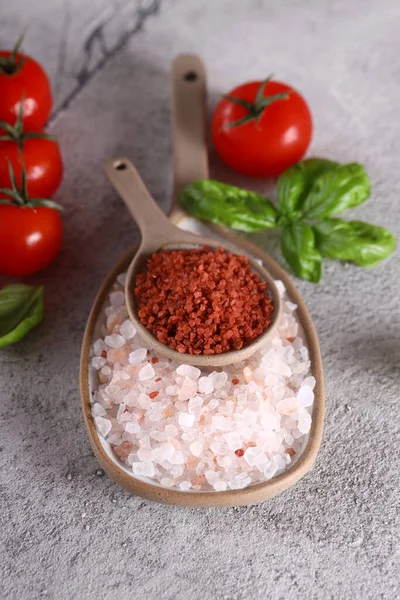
1;1;399;598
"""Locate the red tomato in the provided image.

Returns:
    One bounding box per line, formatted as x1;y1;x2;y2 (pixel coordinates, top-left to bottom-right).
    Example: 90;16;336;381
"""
0;204;63;276
0;51;52;129
212;80;312;177
0;134;63;199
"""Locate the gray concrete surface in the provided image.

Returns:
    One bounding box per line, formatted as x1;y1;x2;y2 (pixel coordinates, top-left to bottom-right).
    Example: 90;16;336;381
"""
1;1;399;598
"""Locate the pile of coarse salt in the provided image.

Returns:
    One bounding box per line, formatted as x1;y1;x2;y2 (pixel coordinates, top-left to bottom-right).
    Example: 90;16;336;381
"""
90;273;315;492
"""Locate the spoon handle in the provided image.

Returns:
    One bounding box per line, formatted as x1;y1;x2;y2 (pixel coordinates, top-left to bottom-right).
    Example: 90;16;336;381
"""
105;158;177;242
171;54;208;209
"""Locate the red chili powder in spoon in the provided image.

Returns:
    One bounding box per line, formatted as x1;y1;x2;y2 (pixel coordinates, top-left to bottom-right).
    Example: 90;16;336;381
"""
134;246;274;355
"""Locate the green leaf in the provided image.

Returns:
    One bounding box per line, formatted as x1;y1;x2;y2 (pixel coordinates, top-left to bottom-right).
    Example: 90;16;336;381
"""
277;158;338;218
0;284;44;348
180;179;278;232
281;222;322;282
302;162;370;219
314;219;396;267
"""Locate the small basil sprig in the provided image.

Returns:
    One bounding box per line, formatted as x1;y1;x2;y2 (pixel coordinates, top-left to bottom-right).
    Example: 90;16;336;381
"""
180;158;396;283
0;284;44;348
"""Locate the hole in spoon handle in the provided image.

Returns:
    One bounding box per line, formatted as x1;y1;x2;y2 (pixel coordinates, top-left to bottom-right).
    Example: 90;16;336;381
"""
105;157;173;242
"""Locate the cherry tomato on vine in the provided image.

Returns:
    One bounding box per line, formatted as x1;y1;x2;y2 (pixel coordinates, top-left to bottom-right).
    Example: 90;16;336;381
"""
212;76;312;177
0;204;63;276
0;163;63;277
0;37;52;130
0;134;63;200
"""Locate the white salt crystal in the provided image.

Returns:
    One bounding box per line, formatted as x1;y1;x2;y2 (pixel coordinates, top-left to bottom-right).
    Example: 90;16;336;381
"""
137;447;153;462
213;481;227;492
139;436;151;448
224;432;242;451
243;366;253;383
165;424;178;437
205;470;220;485
189;440;204;457
272;454;287;471
178;412;195;428
298;409;312;434
91;356;106;370
170;466;184;477
166;385;179;396
93;339;106;356
169;451;185;465
176;364;201;380
104;334;126;349
120;320;137;340
209;371;228;390
92;403;106;417
109;291;125;306
210;440;228;455
260;412;280;430
276;398;298;415
188;396;203;416
244;446;267;467
152;442;175;462
129;348;147;365
160;478;174;487
198;376;214;394
263;462;278;479
303;376;316;390
137;393;150;409
231;475;252;489
150;430;167;442
179;481;192;491
116;273;126;286
125;422;140;434
275;280;285;296
95;417;112;437
101;366;111;376
138;363;155;381
297;385;314;408
131;462;155;478
208;399;220;410
212;415;231;431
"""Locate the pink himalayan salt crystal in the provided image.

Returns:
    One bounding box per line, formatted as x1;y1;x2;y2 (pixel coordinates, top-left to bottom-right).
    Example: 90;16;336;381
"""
178;378;197;401
91;274;315;492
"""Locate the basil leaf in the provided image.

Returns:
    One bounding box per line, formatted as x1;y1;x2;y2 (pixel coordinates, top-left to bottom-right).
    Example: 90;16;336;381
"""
180;179;278;232
314;219;396;266
302;162;370;219
0;284;44;348
281;222;322;283
277;158;337;219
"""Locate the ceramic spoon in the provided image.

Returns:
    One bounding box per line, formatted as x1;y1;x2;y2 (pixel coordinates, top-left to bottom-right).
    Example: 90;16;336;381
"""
104;158;282;367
